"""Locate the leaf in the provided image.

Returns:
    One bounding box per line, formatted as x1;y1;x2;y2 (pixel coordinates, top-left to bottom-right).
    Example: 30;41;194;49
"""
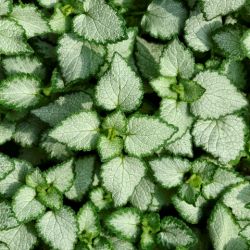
212;25;245;60
192;115;246;163
102;111;127;135
0;225;37;250
222;182;250;220
0;75;41;110
77;202;100;238
96;53;143;112
109;237;135;250
33;92;93;127
0;19;33;55
2;55;45;79
65;156;95;201
36;207;77;250
13;117;43;147
150;76;177;99
49;111;100;151
89;187;111;211
172;194;207;224
49;8;70;34
25;168;46;189
37;0;59;8
73;0;126;44
157;216;197;249
242;30;250;59
10;4;50;38
0;201;19;230
178;183;200;205
202;167;243;200
220;60;247;90
184;10;222;52
0;120;15;145
141;0;188;40
58;34;106;83
0;159;33;198
201;0;246;20
190;71;247;119
44;159;74;193
130;177;155;211
150;157;191;188
106;208;141;241
125;115;176;157
12;185;45;223
166;129;193;158
240;224;250;241
135;37;164;80
208;203;248;250
101;156;145;206
97;135;123;162
0;153;14;180
0;0;12;16
160;39;195;79
160;99;193;143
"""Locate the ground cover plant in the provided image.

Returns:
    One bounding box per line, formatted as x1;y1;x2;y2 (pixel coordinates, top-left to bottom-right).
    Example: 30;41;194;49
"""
0;0;250;249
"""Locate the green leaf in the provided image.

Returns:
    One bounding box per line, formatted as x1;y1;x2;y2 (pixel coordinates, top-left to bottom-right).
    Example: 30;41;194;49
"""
240;224;250;241
177;80;205;103
0;225;37;250
212;25;245;60
102;111;127;135
201;0;246;20
130;177;155;211
178;183;200;205
58;34;106;83
160;39;195;79
65;156;95;201
0;120;15;145
96;53;143;112
101;156;145;206
202;167;243;200
141;0;188;40
149;157;191;188
220;60;247;90
44;159;74;193
125;115;176;157
184;10;222;52
192;115;246;163
0;159;33;198
10;4;50;38
208;203;248;250
77;202;100;238
37;0;59;8
13;117;43;147
0;75;41;110
222;182;250;220
0;153;14;180
166;129;193;158
135;37;164;80
36;207;77;250
49;68;66;94
97;135;123;162
160;99;193;143
242;30;250;58
109;237;135;250
190;71;247;119
0;0;12;16
157;216;197;249
49;8;70;34
73;0;126;44
150;76;177;99
37;185;63;210
172;194;207;224
33;92;93;127
2;55;45;79
0;201;18;230
89;187;111;211
0;19;33;55
25;168;46;189
12;185;45;223
106;208;141;241
49;111;100;151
